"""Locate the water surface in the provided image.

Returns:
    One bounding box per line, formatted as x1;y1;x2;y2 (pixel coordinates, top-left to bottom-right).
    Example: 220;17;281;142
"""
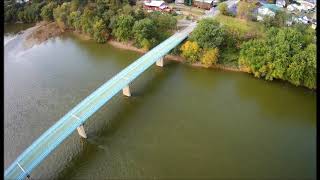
4;24;316;179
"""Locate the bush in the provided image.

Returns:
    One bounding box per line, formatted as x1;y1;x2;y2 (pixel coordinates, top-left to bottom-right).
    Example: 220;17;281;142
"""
190;18;225;49
201;48;219;67
239;27;316;89
53;2;71;29
40;2;57;21
218;3;228;16
263;11;290;28
93;18;108;43
180;41;201;63
132;18;157;49
237;0;257;20
112;14;135;41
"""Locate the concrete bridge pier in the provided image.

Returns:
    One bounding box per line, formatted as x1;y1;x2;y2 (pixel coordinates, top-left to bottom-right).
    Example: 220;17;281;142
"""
76;124;87;138
122;85;131;97
156;56;164;67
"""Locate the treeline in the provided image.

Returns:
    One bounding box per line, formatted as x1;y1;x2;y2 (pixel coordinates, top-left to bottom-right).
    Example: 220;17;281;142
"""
239;26;316;89
4;0;177;49
179;17;316;89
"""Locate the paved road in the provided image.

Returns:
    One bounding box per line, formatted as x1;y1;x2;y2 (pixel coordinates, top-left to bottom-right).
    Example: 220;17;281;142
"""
204;0;239;17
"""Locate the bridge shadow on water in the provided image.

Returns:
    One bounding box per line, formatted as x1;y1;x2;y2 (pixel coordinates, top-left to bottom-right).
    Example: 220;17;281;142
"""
55;60;180;179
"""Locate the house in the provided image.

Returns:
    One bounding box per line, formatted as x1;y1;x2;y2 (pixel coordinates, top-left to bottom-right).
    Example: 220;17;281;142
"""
256;3;284;21
257;6;275;21
193;0;214;10
287;4;296;11
296;0;316;10
288;1;315;12
175;0;184;4
276;0;286;7
143;0;171;12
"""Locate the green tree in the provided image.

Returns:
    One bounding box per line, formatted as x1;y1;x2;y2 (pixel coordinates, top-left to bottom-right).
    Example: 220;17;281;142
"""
40;2;57;21
112;14;135;41
218;3;228;16
180;41;201;63
301;44;316;89
79;7;95;35
93;18;108;43
190;18;225;49
70;0;80;12
201;48;219;67
132;18;157;50
263;10;290;28
239;27;316;89
67;11;82;30
53;2;71;29
237;0;257;20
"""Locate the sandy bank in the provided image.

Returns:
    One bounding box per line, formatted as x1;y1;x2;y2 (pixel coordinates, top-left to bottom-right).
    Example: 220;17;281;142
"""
24;21;64;49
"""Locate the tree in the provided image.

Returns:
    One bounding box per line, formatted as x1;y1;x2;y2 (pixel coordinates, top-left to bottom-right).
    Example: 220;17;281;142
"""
132;18;157;50
112;14;135;41
149;12;177;40
40;2;57;21
53;2;71;29
201;48;219;67
190;18;225;49
263;10;290;28
67;11;82;31
239;27;316;89
70;0;80;12
18;2;45;23
93;18;108;43
180;41;201;63
301;44;316;89
218;3;228;16
237;0;257;20
79;7;95;35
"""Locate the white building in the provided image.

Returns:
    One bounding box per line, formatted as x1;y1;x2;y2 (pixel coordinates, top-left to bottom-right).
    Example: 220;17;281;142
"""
257;7;275;21
276;0;286;7
175;0;184;4
144;0;168;9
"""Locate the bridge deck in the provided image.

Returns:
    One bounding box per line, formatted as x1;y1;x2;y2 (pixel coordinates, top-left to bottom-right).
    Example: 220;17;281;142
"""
5;23;196;180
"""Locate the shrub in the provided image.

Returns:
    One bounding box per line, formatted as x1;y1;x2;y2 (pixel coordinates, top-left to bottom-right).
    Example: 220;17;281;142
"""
93;18;108;43
112;14;135;41
201;48;219;67
218;3;228;16
180;41;201;63
190;18;225;49
40;2;57;22
132;18;157;49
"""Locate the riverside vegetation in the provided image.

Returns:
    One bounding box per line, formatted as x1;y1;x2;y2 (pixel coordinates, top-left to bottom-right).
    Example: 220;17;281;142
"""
4;0;316;89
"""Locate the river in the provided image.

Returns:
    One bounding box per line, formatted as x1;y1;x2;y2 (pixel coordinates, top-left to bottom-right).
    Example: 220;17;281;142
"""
4;24;316;179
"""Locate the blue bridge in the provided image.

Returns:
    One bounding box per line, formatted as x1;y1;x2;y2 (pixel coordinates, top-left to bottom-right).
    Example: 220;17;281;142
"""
5;22;197;180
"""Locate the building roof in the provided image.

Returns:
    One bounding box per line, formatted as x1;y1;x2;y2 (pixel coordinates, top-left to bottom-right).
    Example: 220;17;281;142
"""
258;6;276;16
193;0;214;3
262;3;282;12
144;0;167;8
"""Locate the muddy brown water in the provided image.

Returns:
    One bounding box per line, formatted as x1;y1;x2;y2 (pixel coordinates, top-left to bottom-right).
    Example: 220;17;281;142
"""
4;24;316;179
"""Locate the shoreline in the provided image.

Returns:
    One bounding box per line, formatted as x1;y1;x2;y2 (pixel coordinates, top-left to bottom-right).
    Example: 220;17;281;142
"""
106;37;248;73
23;21;249;73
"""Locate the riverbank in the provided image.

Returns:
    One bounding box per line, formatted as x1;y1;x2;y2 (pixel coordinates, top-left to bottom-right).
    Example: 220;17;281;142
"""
24;21;64;48
107;38;248;73
23;21;249;73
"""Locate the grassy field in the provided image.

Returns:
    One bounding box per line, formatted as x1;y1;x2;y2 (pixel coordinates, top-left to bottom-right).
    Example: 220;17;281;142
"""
215;14;265;38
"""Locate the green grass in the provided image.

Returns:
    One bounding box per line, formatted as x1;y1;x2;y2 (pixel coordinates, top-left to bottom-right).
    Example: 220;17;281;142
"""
215;14;266;38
